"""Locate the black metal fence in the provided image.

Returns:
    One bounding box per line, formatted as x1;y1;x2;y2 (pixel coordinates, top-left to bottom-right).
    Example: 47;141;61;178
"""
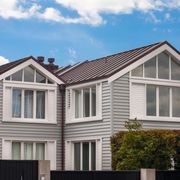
156;170;180;180
0;160;38;180
51;170;140;180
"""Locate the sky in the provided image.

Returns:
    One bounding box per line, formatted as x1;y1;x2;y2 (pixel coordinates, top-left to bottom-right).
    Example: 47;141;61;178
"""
0;0;180;67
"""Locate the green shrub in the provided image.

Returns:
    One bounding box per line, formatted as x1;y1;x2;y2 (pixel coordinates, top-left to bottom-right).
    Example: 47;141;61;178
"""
111;129;177;170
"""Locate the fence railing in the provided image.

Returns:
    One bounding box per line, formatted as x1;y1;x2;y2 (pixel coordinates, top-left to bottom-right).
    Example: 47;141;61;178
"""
51;170;140;180
156;170;180;180
0;160;38;180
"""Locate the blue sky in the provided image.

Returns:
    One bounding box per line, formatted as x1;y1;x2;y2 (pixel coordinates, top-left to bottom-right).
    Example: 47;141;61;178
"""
0;0;180;67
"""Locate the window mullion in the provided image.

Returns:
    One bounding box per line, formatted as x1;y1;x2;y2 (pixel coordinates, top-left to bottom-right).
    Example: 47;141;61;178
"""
81;89;83;118
80;142;83;170
21;142;24;160
169;56;172;80
89;142;91;171
157;86;159;117
22;90;24;119
22;69;24;82
34;91;36;119
90;88;92;117
33;142;36;160
34;69;36;83
170;88;172;117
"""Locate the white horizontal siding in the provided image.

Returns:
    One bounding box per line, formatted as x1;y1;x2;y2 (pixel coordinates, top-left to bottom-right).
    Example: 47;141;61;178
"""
0;81;62;170
65;81;112;170
112;73;130;133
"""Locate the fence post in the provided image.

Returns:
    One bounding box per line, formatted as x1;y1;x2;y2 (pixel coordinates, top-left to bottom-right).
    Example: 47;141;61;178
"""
141;169;156;180
38;160;50;180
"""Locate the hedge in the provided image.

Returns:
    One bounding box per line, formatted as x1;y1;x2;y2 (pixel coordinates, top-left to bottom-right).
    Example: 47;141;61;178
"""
111;129;180;170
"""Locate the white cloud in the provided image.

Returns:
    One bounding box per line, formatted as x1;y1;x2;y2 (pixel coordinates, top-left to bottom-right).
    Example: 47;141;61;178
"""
68;48;77;59
0;56;9;65
0;0;180;25
165;13;171;20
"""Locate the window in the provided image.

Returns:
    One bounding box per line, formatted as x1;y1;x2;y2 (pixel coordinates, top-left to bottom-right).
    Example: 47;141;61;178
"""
158;52;169;79
131;51;180;81
144;57;156;78
12;88;46;119
146;85;156;116
12;142;45;160
171;58;180;80
5;66;53;84
74;141;96;171
131;65;143;77
74;86;96;119
146;85;180;118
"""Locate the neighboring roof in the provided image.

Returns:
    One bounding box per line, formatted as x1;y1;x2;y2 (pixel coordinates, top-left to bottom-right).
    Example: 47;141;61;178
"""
0;56;65;84
60;41;180;85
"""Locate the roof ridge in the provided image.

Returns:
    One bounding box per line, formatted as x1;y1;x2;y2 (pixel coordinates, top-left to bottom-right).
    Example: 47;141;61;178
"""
89;41;162;63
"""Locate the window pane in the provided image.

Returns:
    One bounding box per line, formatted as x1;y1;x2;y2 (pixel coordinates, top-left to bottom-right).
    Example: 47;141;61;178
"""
172;88;180;117
83;88;90;117
75;90;81;118
158;52;169;79
74;143;81;170
171;58;180;80
12;89;21;118
159;86;169;116
12;70;22;81
144;57;156;78
131;65;143;77
24;143;33;160
83;142;89;170
36;91;45;119
24;90;33;118
12;142;21;160
36;71;46;83
91;142;96;170
48;79;53;84
5;76;10;80
24;66;34;82
36;143;45;160
146;85;156;116
91;87;96;116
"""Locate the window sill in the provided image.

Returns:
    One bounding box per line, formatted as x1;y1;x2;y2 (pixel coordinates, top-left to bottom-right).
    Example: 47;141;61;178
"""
2;119;57;124
66;116;102;124
136;116;180;123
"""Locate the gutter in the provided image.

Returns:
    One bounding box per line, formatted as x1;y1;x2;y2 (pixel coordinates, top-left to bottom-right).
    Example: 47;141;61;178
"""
59;84;66;170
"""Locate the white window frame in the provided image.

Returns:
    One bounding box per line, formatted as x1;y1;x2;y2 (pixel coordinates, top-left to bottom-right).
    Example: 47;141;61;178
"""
3;81;57;124
66;81;102;124
65;137;102;170
2;138;56;170
130;79;180;122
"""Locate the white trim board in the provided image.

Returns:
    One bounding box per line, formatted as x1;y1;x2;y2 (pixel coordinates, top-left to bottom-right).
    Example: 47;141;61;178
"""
0;58;64;85
108;44;180;83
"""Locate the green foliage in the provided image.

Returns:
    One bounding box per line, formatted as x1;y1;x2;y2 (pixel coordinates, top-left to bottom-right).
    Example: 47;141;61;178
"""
111;129;177;170
124;118;142;132
174;130;180;170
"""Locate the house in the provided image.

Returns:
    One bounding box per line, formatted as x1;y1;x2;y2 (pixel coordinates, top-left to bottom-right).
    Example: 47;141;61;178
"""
57;41;180;171
0;41;180;171
0;56;64;170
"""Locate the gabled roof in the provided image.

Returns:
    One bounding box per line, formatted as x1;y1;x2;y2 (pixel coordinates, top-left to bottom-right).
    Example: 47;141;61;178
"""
0;56;65;84
60;41;180;85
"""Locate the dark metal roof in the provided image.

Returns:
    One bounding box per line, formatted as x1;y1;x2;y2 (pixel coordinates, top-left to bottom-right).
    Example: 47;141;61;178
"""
60;41;178;85
0;56;65;83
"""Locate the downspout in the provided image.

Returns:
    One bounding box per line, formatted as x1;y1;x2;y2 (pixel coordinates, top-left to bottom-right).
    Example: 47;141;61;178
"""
59;84;66;170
